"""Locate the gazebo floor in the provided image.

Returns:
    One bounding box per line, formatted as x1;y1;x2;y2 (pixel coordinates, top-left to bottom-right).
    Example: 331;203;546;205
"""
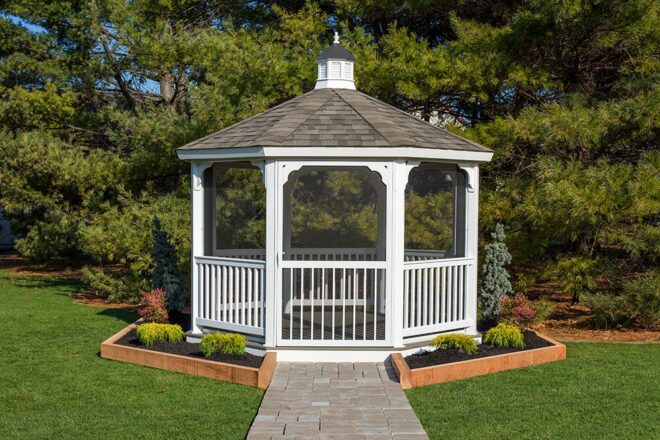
281;308;386;341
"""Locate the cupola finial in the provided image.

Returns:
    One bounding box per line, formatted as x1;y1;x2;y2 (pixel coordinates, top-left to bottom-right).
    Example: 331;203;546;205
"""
315;33;356;90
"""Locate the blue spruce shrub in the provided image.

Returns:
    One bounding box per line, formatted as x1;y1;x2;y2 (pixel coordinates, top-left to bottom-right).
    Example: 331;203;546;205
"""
479;224;513;322
151;218;185;312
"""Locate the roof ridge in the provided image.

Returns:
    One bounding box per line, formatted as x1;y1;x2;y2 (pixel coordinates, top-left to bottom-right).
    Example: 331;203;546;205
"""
178;90;317;149
331;89;393;146
355;91;489;151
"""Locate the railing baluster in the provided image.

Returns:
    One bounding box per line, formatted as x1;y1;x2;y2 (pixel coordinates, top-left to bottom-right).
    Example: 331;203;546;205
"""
353;268;357;340
247;267;252;327
203;264;209;319
332;268;336;340
321;268;325;340
373;269;378;340
363;268;367;340
457;265;463;322
342;268;346;340
289;268;293;340
228;266;234;323
441;266;447;323
403;269;409;329
221;265;227;322
311;268;315;340
422;268;428;326
300;268;304;340
416;267;420;326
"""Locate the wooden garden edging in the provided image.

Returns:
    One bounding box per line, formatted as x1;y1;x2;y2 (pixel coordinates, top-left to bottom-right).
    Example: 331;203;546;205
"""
392;332;566;389
100;321;276;389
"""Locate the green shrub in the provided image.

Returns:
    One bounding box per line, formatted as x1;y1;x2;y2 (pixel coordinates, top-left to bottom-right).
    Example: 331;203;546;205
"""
151;218;185;312
430;333;478;355
80;267;149;304
479;224;513;322
200;333;247;357
583;271;659;329
484;323;526;349
547;256;602;303
136;323;185;347
533;298;555;322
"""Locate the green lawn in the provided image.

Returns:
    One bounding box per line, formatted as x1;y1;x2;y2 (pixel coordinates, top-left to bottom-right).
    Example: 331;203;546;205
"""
1;270;658;439
0;271;263;439
408;341;660;439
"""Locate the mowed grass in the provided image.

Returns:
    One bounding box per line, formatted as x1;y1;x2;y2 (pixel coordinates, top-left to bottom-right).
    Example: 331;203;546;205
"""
408;341;660;439
0;271;263;439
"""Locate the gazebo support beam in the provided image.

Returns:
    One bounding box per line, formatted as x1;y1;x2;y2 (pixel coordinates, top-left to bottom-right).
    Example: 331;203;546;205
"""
190;161;213;335
458;163;480;336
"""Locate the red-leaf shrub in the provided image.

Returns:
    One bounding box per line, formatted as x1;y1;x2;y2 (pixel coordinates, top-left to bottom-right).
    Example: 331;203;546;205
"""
139;288;169;323
499;293;553;328
511;305;536;324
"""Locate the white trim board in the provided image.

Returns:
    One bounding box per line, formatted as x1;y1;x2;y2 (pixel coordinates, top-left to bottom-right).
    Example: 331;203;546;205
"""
178;146;493;163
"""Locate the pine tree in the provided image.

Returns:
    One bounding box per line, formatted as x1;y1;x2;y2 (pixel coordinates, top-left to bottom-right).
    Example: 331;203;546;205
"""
479;223;513;322
151;218;184;313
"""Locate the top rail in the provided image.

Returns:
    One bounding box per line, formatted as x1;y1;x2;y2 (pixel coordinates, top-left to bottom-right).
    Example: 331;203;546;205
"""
195;255;266;268
279;259;387;269
403;257;474;268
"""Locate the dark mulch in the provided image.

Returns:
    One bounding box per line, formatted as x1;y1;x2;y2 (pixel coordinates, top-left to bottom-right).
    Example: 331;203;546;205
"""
116;329;263;369
168;311;192;332
405;330;553;370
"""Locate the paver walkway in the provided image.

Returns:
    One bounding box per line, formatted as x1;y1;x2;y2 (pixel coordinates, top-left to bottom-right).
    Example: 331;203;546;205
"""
247;362;429;439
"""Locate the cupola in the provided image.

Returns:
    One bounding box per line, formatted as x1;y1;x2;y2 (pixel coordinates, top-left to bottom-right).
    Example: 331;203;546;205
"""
315;32;356;90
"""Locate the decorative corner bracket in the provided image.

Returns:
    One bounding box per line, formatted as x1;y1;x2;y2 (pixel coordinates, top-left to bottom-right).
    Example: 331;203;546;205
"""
457;163;478;193
192;161;213;191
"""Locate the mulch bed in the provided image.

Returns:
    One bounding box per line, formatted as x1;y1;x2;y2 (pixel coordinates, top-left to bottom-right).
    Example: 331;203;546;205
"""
405;330;552;370
116;329;263;369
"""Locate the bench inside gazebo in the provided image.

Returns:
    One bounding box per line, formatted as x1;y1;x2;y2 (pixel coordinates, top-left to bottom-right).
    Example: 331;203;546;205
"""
177;34;492;361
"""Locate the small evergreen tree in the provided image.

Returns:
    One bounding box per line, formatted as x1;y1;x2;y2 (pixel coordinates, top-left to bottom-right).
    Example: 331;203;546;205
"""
480;223;513;322
151;218;184;313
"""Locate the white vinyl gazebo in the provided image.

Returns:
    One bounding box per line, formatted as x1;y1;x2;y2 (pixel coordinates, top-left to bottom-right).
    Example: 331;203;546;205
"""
177;34;493;361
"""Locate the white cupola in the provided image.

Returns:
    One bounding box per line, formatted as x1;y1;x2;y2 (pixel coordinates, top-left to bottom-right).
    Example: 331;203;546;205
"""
315;32;356;90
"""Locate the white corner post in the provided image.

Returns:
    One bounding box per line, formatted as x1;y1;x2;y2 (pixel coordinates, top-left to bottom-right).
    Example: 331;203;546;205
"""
264;160;278;347
190;161;213;335
389;160;415;348
458;163;480;336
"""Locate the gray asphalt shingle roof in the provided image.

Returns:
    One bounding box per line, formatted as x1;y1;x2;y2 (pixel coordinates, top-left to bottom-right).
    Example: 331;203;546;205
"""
178;88;490;152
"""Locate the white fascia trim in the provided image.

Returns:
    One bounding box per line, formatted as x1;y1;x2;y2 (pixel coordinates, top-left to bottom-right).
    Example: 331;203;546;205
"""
178;146;494;163
315;79;356;90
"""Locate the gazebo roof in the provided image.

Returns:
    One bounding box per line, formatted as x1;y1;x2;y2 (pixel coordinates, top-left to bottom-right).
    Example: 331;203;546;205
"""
178;88;490;153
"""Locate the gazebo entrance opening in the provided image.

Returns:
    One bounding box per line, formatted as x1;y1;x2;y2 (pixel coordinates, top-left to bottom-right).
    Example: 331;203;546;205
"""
279;167;387;344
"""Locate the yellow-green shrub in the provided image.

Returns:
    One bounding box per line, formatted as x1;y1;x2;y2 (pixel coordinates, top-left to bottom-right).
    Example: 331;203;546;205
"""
484;323;526;348
136;323;185;347
430;333;478;355
200;333;247;357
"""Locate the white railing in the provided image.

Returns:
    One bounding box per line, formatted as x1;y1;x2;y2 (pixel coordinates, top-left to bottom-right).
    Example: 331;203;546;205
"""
404;249;450;261
287;247;377;261
195;256;266;337
215;249;266;260
279;260;387;345
402;257;474;338
215;247;378;261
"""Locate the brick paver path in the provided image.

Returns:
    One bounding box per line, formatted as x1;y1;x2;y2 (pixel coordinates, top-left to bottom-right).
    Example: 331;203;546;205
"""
247;362;429;439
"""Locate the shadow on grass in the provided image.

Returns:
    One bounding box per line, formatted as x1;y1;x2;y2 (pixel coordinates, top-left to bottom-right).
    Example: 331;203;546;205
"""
4;274;83;290
97;307;138;324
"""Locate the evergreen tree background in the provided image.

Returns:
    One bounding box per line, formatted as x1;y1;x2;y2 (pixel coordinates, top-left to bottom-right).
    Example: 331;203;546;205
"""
479;224;513;322
151;218;184;313
0;1;657;325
